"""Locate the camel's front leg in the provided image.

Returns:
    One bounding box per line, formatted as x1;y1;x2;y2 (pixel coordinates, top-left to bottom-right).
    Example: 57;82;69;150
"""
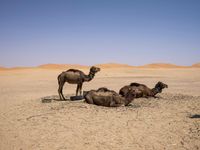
79;83;83;96
110;101;122;107
76;84;80;96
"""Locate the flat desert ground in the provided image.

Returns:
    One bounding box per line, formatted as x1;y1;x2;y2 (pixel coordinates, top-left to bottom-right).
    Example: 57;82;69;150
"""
0;67;200;150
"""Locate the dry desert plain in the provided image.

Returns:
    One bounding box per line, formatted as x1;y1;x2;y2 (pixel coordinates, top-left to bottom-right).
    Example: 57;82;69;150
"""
0;63;200;150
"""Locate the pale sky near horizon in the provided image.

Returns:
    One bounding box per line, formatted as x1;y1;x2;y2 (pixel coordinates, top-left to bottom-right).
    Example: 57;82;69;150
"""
0;0;200;67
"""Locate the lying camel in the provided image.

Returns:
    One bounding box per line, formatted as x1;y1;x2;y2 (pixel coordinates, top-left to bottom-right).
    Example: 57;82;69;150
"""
119;81;168;98
83;87;135;107
96;87;118;93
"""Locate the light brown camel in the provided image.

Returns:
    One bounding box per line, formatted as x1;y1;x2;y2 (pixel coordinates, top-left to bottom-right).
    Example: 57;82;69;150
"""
83;87;135;107
57;66;100;100
119;81;168;98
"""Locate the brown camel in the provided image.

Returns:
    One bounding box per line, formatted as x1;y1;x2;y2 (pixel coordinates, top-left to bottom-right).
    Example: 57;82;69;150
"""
83;87;135;107
119;81;168;98
57;66;100;100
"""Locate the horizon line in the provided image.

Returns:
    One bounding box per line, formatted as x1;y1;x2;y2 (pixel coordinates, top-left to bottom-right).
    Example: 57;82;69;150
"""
1;62;200;69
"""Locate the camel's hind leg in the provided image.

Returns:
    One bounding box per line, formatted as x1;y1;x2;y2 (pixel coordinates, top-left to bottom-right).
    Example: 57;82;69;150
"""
84;94;94;104
58;83;65;100
58;77;65;100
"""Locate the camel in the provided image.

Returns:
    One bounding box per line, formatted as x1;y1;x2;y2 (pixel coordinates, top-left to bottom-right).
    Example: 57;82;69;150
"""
83;87;135;107
57;66;100;100
96;87;118;93
119;81;168;98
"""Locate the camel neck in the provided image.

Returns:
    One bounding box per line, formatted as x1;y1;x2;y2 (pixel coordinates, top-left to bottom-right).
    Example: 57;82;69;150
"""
151;87;162;96
124;94;134;106
84;71;95;82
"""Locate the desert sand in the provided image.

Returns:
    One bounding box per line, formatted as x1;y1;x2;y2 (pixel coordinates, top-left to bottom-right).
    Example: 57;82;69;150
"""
0;64;200;150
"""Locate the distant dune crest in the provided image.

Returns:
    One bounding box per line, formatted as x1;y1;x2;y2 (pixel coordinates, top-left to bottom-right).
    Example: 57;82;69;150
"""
0;62;200;71
139;63;189;68
0;66;6;70
38;64;88;70
192;62;200;68
96;63;133;68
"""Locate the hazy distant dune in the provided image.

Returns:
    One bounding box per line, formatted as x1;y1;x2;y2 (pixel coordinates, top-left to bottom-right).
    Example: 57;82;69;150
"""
138;63;189;68
96;63;134;68
192;62;200;68
0;62;200;71
38;64;88;70
0;67;6;71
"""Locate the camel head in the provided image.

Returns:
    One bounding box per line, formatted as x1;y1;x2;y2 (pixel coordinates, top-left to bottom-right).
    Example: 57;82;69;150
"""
155;81;168;92
90;66;100;73
125;87;137;98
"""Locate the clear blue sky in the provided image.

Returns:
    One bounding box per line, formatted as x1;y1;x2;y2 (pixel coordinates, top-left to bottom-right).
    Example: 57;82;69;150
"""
0;0;200;67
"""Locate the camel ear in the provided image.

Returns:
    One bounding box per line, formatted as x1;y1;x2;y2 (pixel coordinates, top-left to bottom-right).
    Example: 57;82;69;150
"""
90;66;95;71
157;81;162;86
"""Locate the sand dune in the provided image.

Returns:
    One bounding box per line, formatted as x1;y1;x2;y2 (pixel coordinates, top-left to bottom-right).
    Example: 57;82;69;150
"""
38;64;88;70
138;63;188;68
0;66;33;71
1;62;200;71
96;63;134;68
0;66;6;71
192;62;200;68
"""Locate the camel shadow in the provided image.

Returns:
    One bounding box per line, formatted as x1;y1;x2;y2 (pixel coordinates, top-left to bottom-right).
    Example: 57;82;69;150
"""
41;95;84;103
189;114;200;119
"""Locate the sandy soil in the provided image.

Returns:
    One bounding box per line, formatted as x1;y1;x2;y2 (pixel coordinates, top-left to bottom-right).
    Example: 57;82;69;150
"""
0;67;200;150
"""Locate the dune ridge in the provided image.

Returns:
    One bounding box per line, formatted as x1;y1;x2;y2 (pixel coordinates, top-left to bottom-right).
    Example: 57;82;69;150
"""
38;64;88;70
192;62;200;68
138;63;189;68
0;62;200;71
0;66;6;70
96;63;134;68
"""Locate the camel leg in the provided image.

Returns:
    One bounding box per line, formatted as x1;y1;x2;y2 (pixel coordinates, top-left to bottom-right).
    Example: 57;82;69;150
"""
61;86;66;100
79;83;83;96
84;95;93;104
58;82;65;100
109;97;122;107
58;84;62;100
153;95;159;99
112;96;125;107
76;84;80;96
110;101;122;107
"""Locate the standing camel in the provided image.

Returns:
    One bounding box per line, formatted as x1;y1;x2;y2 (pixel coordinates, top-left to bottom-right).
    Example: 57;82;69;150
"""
57;66;100;100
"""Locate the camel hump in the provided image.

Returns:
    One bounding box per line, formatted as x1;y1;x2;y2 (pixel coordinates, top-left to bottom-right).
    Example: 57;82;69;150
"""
130;82;141;86
67;69;81;72
66;69;84;75
97;87;110;92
